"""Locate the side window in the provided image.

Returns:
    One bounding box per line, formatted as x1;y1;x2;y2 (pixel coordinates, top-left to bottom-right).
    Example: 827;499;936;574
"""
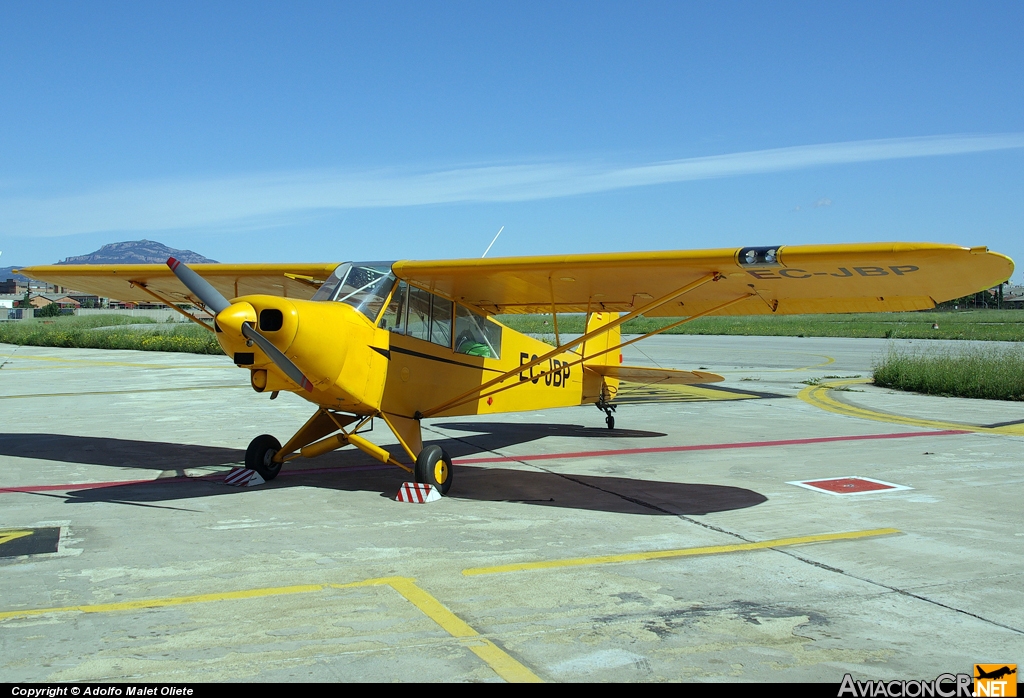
406;286;431;341
379;282;408;333
429;297;453;348
454;305;502;359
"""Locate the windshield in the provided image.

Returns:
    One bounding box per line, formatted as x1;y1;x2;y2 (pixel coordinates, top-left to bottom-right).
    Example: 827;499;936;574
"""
311;262;396;321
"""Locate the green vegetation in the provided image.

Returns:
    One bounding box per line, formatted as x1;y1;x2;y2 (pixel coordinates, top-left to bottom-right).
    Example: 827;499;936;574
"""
34;302;63;318
873;345;1024;401
0;315;222;354
497;310;1024;342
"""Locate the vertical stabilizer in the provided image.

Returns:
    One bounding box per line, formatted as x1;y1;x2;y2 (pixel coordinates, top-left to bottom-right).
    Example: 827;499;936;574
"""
582;312;621;402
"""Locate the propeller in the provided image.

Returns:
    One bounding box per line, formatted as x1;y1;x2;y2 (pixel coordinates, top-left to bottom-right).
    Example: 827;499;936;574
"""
166;257;314;392
166;257;230;314
240;322;313;392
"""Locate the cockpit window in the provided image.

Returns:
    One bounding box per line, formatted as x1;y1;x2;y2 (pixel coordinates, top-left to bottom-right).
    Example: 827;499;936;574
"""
311;262;396;322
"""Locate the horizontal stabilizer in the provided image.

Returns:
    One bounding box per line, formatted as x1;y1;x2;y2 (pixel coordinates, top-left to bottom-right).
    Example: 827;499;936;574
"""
586;364;724;385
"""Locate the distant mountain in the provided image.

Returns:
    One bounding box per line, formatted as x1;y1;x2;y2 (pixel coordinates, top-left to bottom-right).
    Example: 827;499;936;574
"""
0;267;29;283
3;240;217;284
55;240;218;265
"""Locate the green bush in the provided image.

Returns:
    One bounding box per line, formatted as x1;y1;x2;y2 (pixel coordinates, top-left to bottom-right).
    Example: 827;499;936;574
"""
0;315;222;355
35;302;63;318
873;345;1024;401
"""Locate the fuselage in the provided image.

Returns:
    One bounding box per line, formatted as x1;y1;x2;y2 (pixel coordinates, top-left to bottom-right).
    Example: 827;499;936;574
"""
214;262;611;419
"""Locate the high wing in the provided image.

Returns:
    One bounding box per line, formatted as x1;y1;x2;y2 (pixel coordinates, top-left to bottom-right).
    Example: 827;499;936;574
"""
14;263;341;305
392;242;1013;316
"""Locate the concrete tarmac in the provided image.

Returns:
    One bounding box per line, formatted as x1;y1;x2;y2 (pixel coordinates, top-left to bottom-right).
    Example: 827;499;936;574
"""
1;335;1022;682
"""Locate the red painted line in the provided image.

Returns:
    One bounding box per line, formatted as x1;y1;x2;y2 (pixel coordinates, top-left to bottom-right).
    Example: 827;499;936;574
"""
0;478;157;494
0;463;392;494
451;429;971;465
1;430;969;495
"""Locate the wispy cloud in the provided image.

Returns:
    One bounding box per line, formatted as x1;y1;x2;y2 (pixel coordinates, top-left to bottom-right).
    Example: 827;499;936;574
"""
813;197;833;208
3;133;1023;238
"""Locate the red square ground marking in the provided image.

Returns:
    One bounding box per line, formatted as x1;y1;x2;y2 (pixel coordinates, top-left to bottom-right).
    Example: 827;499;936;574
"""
789;476;912;496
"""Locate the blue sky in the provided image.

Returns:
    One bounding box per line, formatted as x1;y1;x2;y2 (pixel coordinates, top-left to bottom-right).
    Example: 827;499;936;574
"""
1;2;1022;282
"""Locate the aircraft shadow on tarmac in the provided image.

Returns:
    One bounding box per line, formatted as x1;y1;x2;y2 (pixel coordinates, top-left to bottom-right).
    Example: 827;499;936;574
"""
0;433;241;470
0;423;662;471
2;425;767;516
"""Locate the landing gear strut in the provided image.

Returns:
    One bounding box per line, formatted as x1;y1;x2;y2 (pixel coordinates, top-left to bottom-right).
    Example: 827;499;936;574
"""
596;395;617;430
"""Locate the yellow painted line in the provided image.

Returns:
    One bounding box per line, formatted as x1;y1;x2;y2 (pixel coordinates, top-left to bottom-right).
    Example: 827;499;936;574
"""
719;352;836;373
333;577;542;683
0;530;34;547
462;528;900;576
0;575;542;683
798;379;1024;436
0;385;248;400
785;353;836;371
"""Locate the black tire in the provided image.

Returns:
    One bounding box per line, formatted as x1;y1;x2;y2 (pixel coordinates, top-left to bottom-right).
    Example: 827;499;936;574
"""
606;414;615;430
246;434;282;481
415;445;453;495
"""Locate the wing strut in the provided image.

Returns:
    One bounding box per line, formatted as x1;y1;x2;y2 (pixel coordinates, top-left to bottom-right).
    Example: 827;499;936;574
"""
418;271;724;418
131;281;216;332
548;276;561;347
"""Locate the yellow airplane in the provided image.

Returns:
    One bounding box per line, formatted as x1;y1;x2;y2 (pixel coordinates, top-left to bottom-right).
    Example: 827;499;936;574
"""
19;242;1013;494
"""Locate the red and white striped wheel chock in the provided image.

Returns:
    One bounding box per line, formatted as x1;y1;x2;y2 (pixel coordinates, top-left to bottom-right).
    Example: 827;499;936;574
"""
396;482;441;503
224;468;266;487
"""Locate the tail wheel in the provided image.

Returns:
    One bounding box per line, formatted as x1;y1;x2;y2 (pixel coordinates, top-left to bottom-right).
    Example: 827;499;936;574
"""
246;434;283;481
415;445;453;495
606;414;615;430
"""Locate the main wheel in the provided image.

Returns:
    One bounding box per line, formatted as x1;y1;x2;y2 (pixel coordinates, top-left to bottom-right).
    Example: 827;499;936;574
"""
605;414;615;430
246;434;283;481
415;445;453;495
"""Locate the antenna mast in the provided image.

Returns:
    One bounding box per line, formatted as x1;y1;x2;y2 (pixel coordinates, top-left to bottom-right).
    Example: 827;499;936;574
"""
481;226;504;258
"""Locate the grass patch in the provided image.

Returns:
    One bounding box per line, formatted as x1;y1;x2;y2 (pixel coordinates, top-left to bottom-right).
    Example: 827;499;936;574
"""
497;310;1024;342
0;315;222;355
873;345;1024;401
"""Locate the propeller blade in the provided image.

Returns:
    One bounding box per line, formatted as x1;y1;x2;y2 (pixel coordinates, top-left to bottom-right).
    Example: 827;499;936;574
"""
241;322;314;392
166;257;312;392
166;257;231;315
